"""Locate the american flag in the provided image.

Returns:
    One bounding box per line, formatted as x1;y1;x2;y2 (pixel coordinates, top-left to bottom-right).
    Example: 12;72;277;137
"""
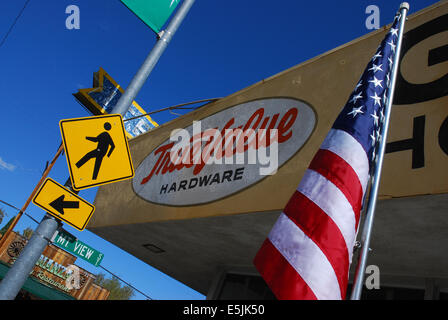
253;13;402;300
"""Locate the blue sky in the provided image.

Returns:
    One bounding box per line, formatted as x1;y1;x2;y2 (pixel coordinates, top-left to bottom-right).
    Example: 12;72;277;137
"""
0;0;438;300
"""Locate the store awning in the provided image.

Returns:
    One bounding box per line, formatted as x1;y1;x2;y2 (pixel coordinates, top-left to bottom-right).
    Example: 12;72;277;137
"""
0;261;75;300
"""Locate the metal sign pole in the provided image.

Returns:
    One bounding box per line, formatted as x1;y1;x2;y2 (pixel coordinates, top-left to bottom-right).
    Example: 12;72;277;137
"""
113;0;196;116
0;0;195;300
350;2;409;300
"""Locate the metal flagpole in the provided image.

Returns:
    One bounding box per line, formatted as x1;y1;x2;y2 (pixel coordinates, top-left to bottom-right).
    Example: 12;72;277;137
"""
112;0;196;116
0;0;196;300
350;2;409;300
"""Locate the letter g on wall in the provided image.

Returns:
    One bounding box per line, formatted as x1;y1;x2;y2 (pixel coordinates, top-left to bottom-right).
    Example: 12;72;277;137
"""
394;14;448;105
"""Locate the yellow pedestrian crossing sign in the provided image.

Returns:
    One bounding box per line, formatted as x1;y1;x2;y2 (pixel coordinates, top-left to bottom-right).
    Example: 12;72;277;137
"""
32;178;95;231
60;114;134;191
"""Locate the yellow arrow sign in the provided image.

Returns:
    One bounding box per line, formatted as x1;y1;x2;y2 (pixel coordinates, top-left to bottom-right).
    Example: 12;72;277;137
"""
32;178;95;231
60;114;134;190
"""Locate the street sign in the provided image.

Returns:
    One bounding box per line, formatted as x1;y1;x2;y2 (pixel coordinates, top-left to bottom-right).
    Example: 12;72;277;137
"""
51;229;104;267
32;178;95;231
73;67;159;139
60;114;135;191
120;0;180;34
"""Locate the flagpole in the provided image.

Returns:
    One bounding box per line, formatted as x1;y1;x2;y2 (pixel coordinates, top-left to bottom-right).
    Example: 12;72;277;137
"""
350;2;409;300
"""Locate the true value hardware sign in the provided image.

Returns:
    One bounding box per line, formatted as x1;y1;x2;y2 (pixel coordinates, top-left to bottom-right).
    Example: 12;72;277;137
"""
133;98;316;206
51;229;104;267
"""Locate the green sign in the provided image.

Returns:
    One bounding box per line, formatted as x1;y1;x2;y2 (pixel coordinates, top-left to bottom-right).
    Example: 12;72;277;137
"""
52;230;104;267
120;0;181;33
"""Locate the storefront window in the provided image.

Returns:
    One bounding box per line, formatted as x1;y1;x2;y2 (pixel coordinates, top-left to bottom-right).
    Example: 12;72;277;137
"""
217;273;275;300
216;273;443;300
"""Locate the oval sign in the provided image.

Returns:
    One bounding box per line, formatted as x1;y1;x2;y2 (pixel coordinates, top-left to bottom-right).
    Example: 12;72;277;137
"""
133;98;316;206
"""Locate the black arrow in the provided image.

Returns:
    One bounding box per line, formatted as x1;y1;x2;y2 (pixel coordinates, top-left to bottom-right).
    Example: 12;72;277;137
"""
49;195;79;215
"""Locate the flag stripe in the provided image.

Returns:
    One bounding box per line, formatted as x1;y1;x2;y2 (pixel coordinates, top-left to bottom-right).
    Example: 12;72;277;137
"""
267;213;342;300
320;129;369;194
298;169;357;262
254;14;401;299
254;239;318;300
284;190;349;298
309;148;363;228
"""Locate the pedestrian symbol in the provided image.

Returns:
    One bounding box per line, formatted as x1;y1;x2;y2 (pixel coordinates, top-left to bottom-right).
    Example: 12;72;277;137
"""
75;121;115;180
60;114;134;190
